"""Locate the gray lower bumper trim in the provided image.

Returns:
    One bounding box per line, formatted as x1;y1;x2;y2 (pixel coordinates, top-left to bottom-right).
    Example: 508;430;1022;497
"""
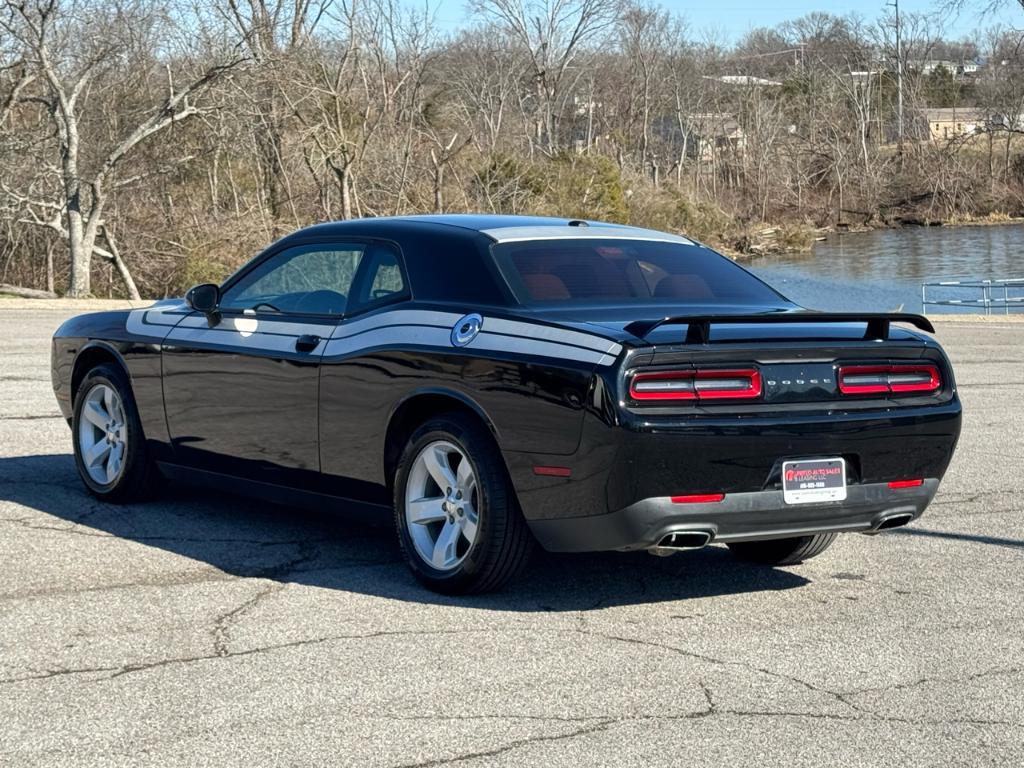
526;480;940;553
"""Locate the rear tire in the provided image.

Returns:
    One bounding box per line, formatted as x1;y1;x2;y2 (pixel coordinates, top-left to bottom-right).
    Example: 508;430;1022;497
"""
727;533;837;566
72;363;160;503
393;412;534;594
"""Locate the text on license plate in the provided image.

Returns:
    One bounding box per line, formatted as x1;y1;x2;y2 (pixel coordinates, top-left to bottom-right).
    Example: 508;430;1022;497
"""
782;459;847;504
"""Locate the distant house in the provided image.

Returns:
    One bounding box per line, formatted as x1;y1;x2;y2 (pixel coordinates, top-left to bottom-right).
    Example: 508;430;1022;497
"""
921;107;985;141
705;75;783;87
648;112;747;162
989;112;1024;131
848;70;885;86
680;113;746;161
914;60;981;77
572;94;611;118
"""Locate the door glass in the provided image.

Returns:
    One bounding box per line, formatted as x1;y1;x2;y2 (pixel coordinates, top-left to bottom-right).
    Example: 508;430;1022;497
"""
368;254;405;301
221;244;365;315
347;245;410;312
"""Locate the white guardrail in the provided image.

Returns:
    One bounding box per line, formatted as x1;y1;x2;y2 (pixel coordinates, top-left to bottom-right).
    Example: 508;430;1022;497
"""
921;278;1024;315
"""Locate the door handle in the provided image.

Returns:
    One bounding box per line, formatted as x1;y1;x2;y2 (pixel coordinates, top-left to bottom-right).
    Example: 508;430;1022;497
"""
295;334;321;353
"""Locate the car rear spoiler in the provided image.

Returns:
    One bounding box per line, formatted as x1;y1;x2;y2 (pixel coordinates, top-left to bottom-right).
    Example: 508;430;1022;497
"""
623;312;935;344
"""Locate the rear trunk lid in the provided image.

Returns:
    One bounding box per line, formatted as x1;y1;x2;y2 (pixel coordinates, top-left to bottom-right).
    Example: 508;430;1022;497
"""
609;312;950;409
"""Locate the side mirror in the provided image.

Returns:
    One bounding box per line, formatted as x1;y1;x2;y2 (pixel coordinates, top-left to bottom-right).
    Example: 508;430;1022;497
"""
185;283;220;314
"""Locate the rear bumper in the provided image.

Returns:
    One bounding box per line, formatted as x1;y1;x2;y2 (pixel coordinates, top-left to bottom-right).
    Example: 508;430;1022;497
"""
526;479;939;553
506;399;961;525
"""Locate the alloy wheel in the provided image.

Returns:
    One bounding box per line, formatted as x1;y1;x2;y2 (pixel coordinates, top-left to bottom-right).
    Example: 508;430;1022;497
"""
404;440;480;571
78;383;128;486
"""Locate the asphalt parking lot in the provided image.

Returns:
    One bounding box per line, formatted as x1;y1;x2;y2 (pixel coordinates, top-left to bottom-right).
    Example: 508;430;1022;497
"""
0;308;1021;767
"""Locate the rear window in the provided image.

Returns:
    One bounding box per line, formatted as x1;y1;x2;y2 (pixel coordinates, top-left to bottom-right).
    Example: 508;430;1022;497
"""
492;239;784;306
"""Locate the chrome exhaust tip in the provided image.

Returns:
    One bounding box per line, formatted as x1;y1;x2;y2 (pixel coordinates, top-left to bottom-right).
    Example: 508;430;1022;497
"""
864;512;915;535
648;530;714;556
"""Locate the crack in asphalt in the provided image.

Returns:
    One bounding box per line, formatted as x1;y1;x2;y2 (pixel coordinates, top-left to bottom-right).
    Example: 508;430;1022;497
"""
2;516;137;539
0;628;504;686
686;709;1021;727
0;557;402;602
0;570;237;601
211;583;286;657
927;507;1019;522
573;630;1024;729
969;450;1024;462
389;718;621;768
0;615;1020;768
5;619;1018;720
0;515;384;551
383;698;1022;768
931;490;1013;507
208;542;328;657
374;713;609;725
839;665;1024;698
577;628;852;709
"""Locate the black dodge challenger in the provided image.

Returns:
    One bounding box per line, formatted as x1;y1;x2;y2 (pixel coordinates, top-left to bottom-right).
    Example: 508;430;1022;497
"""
52;215;962;593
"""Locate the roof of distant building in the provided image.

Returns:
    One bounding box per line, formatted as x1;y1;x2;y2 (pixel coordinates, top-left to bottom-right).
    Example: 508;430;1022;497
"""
922;107;985;121
705;75;783;87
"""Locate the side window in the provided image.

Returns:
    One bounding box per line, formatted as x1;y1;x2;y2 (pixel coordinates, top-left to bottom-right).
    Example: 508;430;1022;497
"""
371;259;404;297
348;244;410;313
220;244;365;315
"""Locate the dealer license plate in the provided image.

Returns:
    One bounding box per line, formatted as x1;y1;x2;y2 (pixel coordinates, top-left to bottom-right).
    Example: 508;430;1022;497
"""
782;459;847;504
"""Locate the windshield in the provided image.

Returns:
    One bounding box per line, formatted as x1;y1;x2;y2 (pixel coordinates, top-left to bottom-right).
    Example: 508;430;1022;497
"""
491;239;786;306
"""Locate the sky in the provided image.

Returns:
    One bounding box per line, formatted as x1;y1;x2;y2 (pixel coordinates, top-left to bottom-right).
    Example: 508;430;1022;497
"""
430;0;1022;41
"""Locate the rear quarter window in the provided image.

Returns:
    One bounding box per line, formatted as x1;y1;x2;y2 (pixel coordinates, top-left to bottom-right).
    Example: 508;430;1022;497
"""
492;239;785;306
400;230;509;305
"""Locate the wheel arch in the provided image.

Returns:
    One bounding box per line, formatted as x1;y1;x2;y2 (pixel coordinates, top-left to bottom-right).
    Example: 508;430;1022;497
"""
383;388;501;488
71;342;130;403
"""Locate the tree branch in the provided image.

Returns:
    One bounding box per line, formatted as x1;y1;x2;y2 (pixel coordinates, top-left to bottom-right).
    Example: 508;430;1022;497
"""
0;64;34;128
94;57;248;190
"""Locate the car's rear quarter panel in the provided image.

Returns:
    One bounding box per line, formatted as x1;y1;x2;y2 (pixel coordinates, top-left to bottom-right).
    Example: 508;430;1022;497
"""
317;345;600;501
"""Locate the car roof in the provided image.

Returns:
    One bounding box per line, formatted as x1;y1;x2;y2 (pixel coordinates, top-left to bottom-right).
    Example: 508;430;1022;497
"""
286;214;694;246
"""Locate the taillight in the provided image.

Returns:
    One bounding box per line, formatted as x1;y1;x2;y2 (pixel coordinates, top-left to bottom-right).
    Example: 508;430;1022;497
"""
838;364;941;395
630;369;762;401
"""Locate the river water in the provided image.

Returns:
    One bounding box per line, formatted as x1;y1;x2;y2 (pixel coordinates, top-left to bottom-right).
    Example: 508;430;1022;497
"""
750;224;1024;313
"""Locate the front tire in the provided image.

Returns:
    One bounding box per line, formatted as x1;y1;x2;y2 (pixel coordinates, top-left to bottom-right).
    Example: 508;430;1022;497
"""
393;413;534;594
727;533;837;566
72;362;159;503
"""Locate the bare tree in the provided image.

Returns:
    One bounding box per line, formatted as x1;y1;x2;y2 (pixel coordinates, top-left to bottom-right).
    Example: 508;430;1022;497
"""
615;3;677;177
286;0;434;220
4;1;1024;298
943;1;1024;15
469;0;620;152
0;62;33;129
1;0;243;297
443;27;525;155
218;0;330;231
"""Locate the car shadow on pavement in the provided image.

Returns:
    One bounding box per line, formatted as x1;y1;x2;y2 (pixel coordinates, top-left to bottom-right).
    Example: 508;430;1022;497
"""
2;454;815;610
892;527;1024;550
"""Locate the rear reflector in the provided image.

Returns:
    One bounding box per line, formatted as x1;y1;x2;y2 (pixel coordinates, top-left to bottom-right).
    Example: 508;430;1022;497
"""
838;364;941;395
631;369;762;401
671;493;726;504
533;466;571;478
888;479;924;489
